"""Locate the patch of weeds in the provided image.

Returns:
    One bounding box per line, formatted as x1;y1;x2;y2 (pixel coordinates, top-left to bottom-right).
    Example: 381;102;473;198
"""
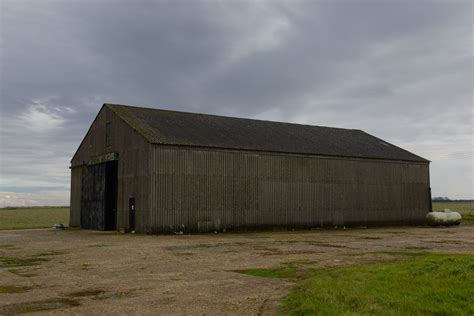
462;214;474;222
165;243;239;253
261;249;316;256
0;285;33;293
428;240;465;245
307;242;350;249
92;231;123;236
222;248;240;253
66;289;105;297
0;256;49;268
0;298;80;314
93;290;134;301
81;264;93;271
342;251;369;257
283;259;316;267
371;250;429;257
276;240;305;244
153;297;176;305
253;245;280;251
0;244;18;250
173;252;194;256
237;267;299;279
8;268;38;277
164;244;215;252
87;244;111;248
33;251;66;257
405;246;431;250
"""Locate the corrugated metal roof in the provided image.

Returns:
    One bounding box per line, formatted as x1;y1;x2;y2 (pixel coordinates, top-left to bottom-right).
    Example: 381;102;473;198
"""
106;103;428;162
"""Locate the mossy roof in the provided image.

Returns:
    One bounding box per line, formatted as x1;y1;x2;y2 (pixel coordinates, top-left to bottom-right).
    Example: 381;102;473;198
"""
106;103;428;162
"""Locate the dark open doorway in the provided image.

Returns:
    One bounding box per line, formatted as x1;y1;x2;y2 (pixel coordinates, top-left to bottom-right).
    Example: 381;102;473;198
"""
105;161;118;230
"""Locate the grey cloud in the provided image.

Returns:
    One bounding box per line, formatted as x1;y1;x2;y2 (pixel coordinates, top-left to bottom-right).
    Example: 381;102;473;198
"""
0;0;472;205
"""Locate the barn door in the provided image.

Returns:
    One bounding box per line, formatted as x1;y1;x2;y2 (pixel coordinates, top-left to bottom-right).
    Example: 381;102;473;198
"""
81;161;118;231
81;163;107;230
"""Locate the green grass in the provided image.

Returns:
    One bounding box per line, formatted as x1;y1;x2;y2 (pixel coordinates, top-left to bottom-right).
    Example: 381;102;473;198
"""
0;298;80;314
32;251;66;257
432;201;474;222
239;267;300;279
0;253;55;277
0;207;69;230
236;259;318;279
8;268;38;277
80;263;93;270
65;289;105;297
0;256;49;268
0;285;33;293
280;253;474;315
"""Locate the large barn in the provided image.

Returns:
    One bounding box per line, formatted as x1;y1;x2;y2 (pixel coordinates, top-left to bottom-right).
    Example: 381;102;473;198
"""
70;103;431;233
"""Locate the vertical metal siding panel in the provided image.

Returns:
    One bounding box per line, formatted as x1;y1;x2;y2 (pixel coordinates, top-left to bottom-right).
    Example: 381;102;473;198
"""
146;144;429;232
69;167;82;227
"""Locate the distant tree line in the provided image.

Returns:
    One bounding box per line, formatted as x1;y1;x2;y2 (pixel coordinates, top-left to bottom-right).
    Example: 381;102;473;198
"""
432;197;473;202
433;196;451;201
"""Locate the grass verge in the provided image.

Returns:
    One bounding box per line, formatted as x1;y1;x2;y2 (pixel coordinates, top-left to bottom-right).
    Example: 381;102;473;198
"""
279;253;474;315
0;207;69;230
432;201;474;222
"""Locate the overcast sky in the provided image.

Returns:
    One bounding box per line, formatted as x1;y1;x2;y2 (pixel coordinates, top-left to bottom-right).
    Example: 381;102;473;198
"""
0;0;472;206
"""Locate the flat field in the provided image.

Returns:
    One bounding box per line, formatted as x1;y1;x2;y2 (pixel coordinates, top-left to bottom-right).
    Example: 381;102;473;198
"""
0;225;473;315
432;201;473;221
0;207;69;230
0;202;471;230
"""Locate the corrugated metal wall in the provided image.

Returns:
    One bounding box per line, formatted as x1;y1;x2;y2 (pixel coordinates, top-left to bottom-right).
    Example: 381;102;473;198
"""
69;166;82;227
148;146;430;233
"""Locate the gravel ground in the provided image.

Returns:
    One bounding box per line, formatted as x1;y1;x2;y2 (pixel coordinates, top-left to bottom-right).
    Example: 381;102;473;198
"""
0;225;473;315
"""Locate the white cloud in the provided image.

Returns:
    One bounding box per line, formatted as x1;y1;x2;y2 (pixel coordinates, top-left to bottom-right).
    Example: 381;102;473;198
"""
0;191;69;207
18;102;65;132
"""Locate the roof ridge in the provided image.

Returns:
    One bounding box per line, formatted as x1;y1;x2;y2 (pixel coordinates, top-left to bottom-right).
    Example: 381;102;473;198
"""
104;103;361;132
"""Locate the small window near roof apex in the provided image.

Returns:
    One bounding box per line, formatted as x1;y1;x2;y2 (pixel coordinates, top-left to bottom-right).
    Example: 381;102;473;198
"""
105;122;112;147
